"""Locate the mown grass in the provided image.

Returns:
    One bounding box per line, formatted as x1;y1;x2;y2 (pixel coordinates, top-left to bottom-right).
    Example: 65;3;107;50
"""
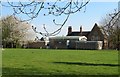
2;49;119;76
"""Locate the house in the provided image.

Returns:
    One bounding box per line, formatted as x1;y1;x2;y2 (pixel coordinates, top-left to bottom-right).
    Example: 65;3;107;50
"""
67;23;108;49
25;23;107;50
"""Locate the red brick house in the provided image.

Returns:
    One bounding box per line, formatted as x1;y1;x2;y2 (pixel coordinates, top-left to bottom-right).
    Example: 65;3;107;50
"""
67;23;108;49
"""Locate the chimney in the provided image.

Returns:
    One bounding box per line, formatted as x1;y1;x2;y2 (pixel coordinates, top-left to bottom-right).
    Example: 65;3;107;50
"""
68;26;72;35
80;26;82;36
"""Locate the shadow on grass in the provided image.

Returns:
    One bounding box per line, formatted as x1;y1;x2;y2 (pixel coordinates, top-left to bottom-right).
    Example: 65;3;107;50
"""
2;67;119;77
2;67;45;76
53;62;120;67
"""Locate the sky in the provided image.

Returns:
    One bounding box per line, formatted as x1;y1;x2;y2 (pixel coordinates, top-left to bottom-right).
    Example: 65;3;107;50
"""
0;1;119;39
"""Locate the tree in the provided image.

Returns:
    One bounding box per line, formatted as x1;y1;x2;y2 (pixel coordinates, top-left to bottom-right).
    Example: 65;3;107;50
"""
2;0;90;38
100;9;120;50
0;15;31;48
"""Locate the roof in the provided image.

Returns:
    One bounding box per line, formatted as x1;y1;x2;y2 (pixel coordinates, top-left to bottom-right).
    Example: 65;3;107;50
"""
66;23;107;39
98;26;108;37
67;31;90;37
49;36;87;40
91;23;108;38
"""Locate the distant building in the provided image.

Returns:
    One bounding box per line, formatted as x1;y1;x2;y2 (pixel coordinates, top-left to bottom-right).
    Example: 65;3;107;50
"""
25;23;108;50
67;23;108;49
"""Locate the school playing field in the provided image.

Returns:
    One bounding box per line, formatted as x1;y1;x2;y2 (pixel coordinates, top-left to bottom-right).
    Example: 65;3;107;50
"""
2;49;119;76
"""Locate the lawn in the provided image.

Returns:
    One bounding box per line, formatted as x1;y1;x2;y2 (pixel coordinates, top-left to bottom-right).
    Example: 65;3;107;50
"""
2;49;119;76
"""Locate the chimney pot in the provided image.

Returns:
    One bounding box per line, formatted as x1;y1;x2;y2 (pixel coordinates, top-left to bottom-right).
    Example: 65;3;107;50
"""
68;26;72;35
80;26;82;36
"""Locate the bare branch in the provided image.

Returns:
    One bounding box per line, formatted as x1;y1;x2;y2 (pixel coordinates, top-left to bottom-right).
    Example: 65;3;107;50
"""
2;0;90;37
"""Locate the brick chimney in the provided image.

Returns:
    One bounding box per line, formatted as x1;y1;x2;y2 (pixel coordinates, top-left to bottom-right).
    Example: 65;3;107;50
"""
68;26;72;35
80;26;82;36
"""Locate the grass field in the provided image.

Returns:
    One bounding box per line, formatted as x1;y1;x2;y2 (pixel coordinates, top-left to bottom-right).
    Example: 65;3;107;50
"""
2;49;119;76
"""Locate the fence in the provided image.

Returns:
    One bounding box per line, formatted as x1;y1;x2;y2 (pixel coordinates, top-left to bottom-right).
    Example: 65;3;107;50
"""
75;41;103;50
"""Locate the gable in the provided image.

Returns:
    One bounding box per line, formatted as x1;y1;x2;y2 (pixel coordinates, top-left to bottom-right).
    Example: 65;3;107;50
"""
88;23;106;41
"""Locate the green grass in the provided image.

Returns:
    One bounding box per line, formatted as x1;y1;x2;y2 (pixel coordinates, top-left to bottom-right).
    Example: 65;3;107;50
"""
2;49;119;76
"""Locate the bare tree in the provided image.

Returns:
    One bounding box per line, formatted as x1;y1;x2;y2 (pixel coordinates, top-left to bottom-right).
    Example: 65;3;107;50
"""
1;0;90;38
100;9;120;50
